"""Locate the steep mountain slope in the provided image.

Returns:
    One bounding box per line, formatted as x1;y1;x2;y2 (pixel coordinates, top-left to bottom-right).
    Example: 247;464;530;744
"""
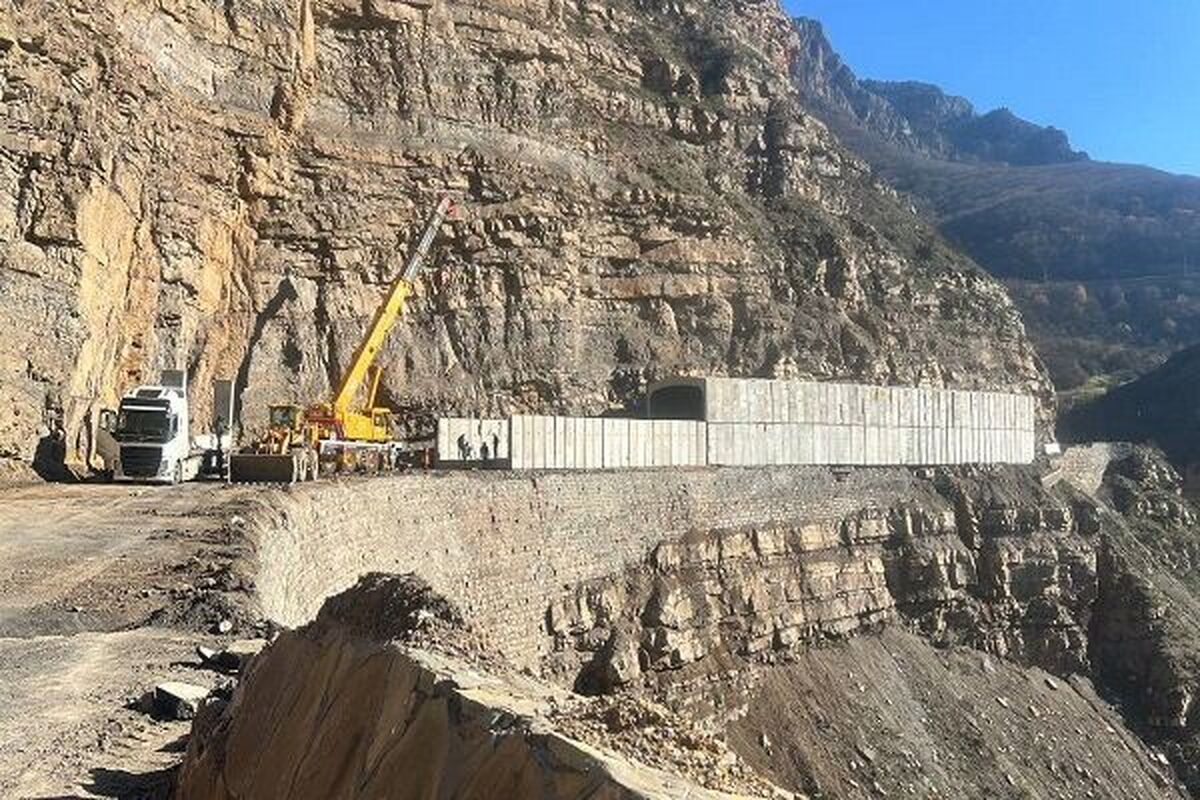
0;0;1050;476
1061;344;1200;476
791;17;1200;391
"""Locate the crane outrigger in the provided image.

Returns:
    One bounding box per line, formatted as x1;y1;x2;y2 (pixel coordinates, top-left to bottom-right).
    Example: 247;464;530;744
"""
229;196;455;483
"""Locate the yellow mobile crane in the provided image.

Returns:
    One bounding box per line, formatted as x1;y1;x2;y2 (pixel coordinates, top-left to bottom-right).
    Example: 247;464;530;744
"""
229;196;455;483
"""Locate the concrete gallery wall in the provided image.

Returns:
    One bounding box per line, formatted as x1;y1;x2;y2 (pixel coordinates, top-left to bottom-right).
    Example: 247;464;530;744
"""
439;379;1037;471
697;379;1036;467
508;417;707;471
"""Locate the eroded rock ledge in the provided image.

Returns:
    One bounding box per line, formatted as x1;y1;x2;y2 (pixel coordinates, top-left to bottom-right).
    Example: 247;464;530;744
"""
175;574;785;800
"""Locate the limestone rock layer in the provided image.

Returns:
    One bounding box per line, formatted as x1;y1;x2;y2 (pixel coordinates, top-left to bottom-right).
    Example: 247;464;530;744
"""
0;0;1048;472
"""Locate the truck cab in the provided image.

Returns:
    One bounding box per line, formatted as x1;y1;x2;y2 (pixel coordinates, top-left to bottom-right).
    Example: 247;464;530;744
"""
109;386;195;483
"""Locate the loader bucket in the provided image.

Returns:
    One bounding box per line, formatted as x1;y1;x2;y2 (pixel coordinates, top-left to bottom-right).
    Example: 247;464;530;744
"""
229;452;303;484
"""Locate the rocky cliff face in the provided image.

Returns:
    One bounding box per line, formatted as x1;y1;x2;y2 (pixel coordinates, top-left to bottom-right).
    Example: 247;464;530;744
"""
790;17;1200;392
535;458;1200;796
0;0;1049;475
545;468;1098;699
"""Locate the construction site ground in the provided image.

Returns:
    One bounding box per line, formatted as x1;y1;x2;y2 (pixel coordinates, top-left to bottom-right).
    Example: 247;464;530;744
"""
0;481;256;799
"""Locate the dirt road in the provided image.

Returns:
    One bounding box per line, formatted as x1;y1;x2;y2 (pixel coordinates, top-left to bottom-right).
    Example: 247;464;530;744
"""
0;481;262;799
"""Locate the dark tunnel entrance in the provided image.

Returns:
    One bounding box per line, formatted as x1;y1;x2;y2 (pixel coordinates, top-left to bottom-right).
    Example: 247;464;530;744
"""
647;384;705;421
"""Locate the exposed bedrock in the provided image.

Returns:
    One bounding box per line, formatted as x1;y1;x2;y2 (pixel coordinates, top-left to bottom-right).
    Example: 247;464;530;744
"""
0;0;1050;475
545;467;1097;698
176;574;781;800
181;461;1200;799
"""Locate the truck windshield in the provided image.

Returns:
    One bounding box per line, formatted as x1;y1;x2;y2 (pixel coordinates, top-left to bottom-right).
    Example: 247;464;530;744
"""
115;409;172;444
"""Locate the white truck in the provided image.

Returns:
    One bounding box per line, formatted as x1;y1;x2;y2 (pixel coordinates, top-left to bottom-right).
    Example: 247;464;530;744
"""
97;371;234;484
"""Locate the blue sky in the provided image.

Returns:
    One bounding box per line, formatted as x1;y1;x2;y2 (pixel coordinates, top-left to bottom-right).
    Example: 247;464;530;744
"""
786;1;1200;176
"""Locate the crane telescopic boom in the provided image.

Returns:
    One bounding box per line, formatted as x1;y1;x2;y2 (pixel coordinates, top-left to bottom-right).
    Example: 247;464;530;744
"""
332;195;455;417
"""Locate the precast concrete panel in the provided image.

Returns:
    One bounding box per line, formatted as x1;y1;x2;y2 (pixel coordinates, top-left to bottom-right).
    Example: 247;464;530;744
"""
819;424;833;465
526;416;542;470
574;418;588;469
784;382;799;424
769;382;787;424
651;421;671;467
627;420;644;468
921;389;934;428
541;416;556;469
850;425;865;465
743;424;756;466
885;387;899;428
584;419;602;469
564;417;579;468
670;420;686;466
515;417;531;469
601;419;624;469
508;417;524;469
895;388;910;428
850;384;866;426
640;419;655;467
952;391;964;429
844;384;859;425
751;381;772;423
809;424;825;465
723;424;738;466
714;423;734;466
550;417;565;469
689;423;702;467
862;387;880;427
797;383;816;425
545;417;558;469
838;424;854;465
864;426;879;465
706;423;723;466
682;421;694;466
575;418;589;468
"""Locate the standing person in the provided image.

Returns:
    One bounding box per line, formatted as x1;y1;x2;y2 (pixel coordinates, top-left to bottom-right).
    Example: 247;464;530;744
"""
480;441;491;462
457;433;470;461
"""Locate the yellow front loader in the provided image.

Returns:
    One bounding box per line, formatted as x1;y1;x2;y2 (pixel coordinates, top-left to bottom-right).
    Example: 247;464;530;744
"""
230;196;455;483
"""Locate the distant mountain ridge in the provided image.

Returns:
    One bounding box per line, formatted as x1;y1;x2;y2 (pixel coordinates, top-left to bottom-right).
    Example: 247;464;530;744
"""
792;18;1088;167
790;16;1200;391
